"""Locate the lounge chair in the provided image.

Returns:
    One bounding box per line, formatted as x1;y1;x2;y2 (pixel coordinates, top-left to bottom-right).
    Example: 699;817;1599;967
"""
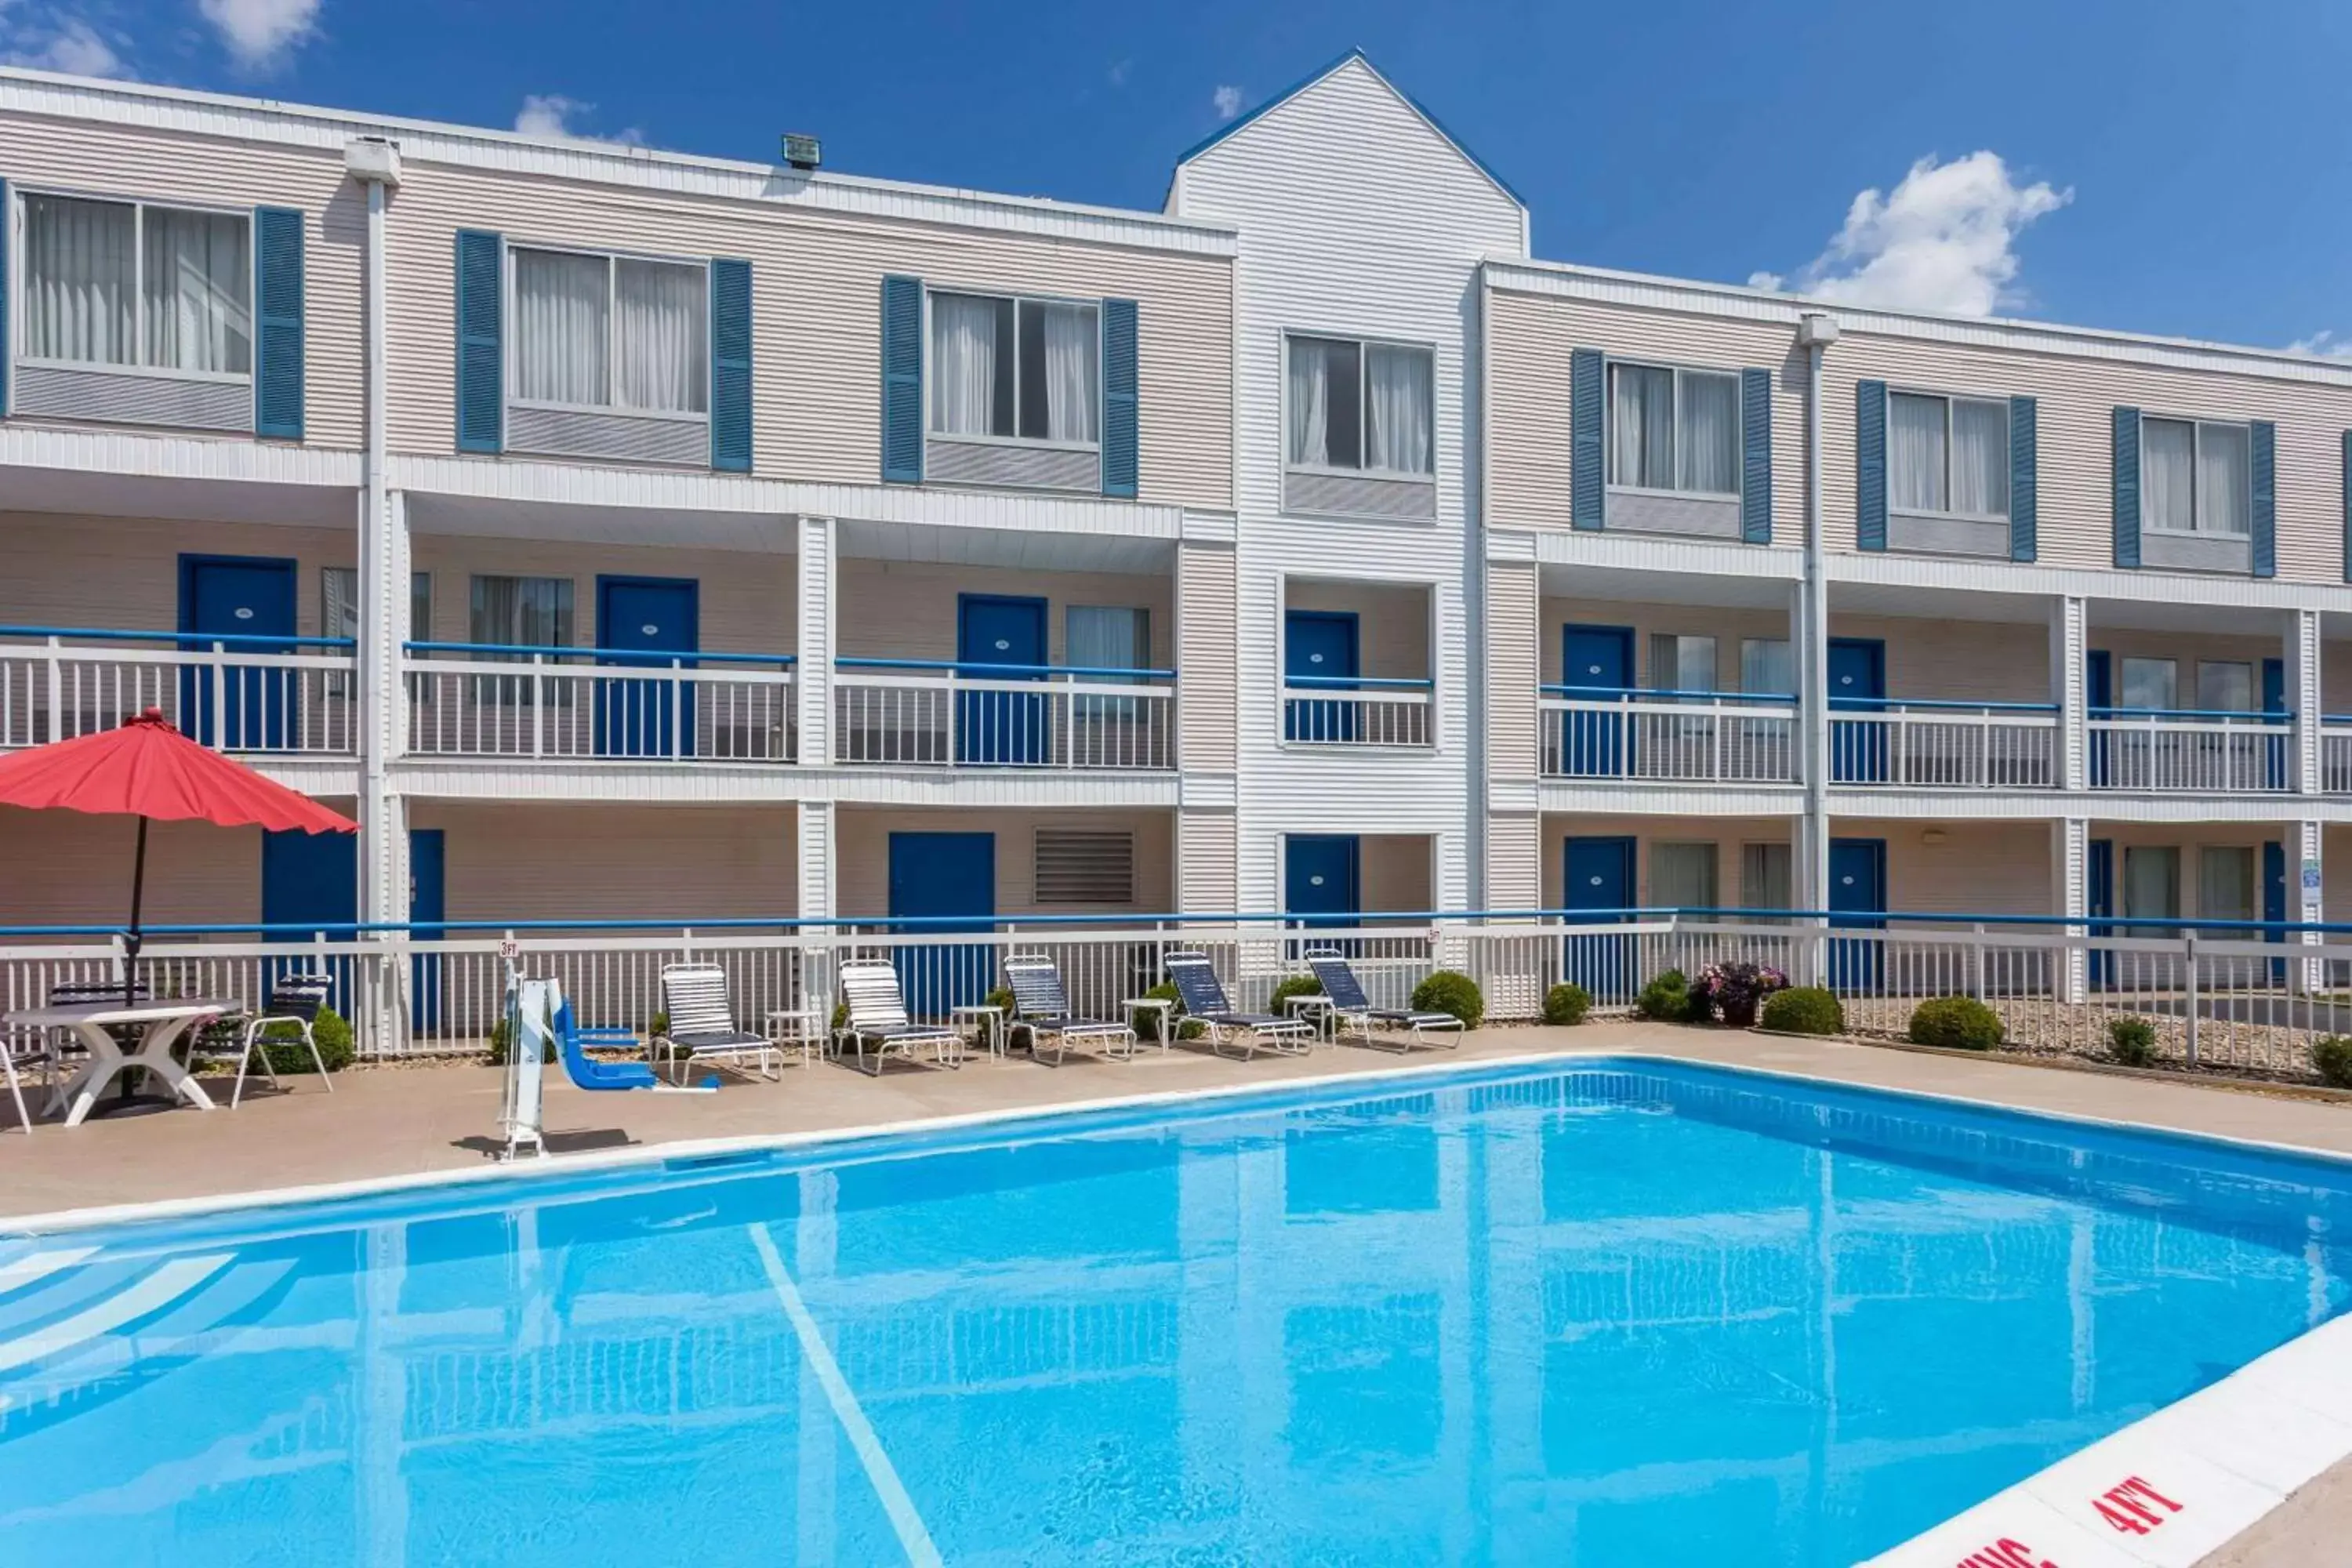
1162;950;1315;1060
552;993;717;1093
1001;955;1137;1065
194;974;337;1106
837;960;963;1076
654;963;774;1082
1305;948;1463;1052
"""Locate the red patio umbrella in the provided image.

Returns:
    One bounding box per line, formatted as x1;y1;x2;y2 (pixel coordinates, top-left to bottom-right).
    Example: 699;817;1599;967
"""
0;707;359;1000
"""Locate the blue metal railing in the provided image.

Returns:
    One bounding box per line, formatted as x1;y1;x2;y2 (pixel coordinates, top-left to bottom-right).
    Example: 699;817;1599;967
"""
2;623;357;651
405;641;794;668
1286;673;1432;691
836;656;1175;681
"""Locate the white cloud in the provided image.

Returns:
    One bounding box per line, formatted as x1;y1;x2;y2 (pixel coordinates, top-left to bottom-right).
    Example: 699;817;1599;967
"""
514;93;644;146
1758;151;2071;317
2287;331;2352;361
1212;84;1243;120
0;7;128;76
197;0;319;67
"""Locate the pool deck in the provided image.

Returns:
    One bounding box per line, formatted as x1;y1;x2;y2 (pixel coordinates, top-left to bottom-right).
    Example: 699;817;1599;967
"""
4;1021;2350;1565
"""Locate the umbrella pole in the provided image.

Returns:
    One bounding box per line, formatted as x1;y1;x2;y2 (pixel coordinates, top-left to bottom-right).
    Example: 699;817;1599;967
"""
125;814;147;1007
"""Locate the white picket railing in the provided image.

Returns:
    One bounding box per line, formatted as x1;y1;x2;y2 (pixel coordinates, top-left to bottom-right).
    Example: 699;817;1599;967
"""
403;644;797;764
2324;721;2352;793
1828;702;2060;789
833;660;1175;770
0;629;358;754
1283;681;1433;748
1540;691;1795;782
2088;710;2291;793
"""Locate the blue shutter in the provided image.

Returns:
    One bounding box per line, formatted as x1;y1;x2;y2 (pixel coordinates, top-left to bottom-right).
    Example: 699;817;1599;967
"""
454;230;503;455
1855;380;1888;551
880;275;924;484
1740;367;1772;544
709;257;753;473
2343;431;2351;583
1570;347;1603;530
252;206;306;441
0;178;9;419
2250;419;2276;579
2111;407;2141;569
1101;298;1138;498
2009;394;2037;562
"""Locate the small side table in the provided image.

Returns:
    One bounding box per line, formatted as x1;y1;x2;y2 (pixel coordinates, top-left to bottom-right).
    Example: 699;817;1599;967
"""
765;1008;826;1069
1283;993;1336;1043
950;1004;1004;1063
1122;996;1176;1054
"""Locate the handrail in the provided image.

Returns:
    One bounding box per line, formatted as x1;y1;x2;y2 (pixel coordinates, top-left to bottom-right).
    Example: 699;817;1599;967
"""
1284;673;1433;691
0;624;358;651
1830;695;2061;715
2089;705;2292;722
834;656;1176;681
1542;684;1794;704
404;640;795;668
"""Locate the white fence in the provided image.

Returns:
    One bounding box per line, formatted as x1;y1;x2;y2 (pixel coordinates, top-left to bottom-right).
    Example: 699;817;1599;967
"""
834;666;1174;770
1541;695;1795;782
9;916;2349;1081
1282;685;1432;748
1828;705;2057;789
0;632;357;754
403;649;797;764
2325;723;2352;793
2089;713;2290;793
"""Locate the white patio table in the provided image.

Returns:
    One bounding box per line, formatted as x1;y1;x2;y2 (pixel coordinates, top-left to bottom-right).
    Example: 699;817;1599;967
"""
5;1000;234;1127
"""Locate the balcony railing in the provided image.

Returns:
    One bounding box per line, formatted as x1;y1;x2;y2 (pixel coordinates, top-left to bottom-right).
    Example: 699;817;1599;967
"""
403;642;797;763
0;626;357;755
2326;720;2352;794
1829;698;2060;789
1540;687;1795;782
2089;707;2290;793
1283;675;1433;747
833;659;1175;770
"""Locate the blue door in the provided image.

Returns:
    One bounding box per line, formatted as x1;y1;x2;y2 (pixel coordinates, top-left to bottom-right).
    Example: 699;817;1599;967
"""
1563;836;1636;1003
409;829;446;1031
2088;838;2114;989
2265;840;2288;983
263;827;358;1011
1286;835;1362;932
1286;610;1360;742
2263;658;2288;790
595;577;698;759
1827;638;1888;784
1827;837;1888;989
958;595;1049;764
180;555;296;750
1558;626;1634;775
888;831;995;1018
2086;651;2114;788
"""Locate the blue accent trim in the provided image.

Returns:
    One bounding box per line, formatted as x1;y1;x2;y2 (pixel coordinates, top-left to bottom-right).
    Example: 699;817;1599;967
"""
1570;349;1604;531
1284;673;1431;691
836;655;1172;680
455;230;503;454
2111;405;2141;568
2091;706;2294;723
880;274;924;484
0;177;9;419
407;639;790;666
709;257;753;473
2252;418;2277;579
252;205;306;441
1740;367;1772;543
2009;394;2037;562
1170;48;1528;211
1855;380;1888;551
1101;297;1138;498
2343;430;2351;584
3;624;350;648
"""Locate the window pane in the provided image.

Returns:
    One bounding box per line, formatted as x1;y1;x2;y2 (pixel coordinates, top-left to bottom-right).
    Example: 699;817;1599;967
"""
411;572;432;644
514;249;610;405
2196;661;2252;712
2119;657;2177;710
1678;372;1739;495
1652;843;1719;912
1365;345;1434;474
1740;638;1794;697
1888;393;1947;512
1018;301;1098;444
1323;340;1362;468
2198;423;2249;535
1609;364;1674;488
23;195;136;366
1649;633;1716;695
1951;398;2009;517
612;259;706;414
1287;338;1331;465
143;207;251;374
1741;842;1792;913
2198;846;2254;931
2142;418;2194;532
2123;846;2179;935
1066;606;1148;678
470;575;574;648
929;293;1005;437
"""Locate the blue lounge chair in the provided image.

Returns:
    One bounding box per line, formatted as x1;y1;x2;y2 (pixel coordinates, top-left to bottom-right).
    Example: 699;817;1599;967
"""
1305;948;1463;1052
554;1000;714;1092
1163;950;1314;1060
1002;954;1137;1065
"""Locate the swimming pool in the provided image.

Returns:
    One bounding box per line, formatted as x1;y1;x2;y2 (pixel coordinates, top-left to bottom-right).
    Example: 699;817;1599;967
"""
2;1057;2347;1566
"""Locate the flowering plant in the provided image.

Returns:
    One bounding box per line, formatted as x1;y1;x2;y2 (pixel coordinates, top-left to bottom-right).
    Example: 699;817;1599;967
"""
1693;960;1788;1022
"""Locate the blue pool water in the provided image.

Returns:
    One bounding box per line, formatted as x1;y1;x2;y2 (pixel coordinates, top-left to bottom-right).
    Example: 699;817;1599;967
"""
3;1058;2350;1567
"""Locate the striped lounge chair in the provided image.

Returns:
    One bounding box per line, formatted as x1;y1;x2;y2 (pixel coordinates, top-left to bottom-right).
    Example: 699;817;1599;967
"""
1305;948;1463;1052
836;960;963;1076
1163;950;1315;1060
1002;955;1136;1065
655;963;775;1081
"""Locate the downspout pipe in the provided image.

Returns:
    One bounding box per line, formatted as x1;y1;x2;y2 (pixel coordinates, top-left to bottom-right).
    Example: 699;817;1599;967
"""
1796;311;1838;969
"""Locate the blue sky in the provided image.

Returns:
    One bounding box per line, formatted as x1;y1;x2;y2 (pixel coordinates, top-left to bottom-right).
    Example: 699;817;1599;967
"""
9;0;2349;354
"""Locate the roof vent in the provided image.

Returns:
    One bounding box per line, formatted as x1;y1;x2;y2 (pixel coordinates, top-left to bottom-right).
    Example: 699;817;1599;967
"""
781;132;821;172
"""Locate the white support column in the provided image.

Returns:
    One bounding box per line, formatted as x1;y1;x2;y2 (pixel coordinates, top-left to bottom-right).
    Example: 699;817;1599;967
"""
1790;580;1825;916
2050;594;2087;793
796;515;835;768
2287;608;2321;797
2056;817;2089;1004
2292;818;2324;993
797;799;837;1026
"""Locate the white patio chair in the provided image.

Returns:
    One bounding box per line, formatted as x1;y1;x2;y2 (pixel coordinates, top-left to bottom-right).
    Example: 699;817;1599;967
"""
654;963;774;1082
836;960;962;1076
195;975;337;1107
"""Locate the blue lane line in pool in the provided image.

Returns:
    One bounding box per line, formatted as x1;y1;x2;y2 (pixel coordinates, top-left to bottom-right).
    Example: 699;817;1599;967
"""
747;1223;944;1568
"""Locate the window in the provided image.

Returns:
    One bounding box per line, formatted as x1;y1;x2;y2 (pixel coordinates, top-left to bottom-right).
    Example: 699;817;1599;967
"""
20;193;251;375
2118;657;2177;711
1889;391;2009;517
1741;843;1792;915
1287;336;1434;475
1606;363;1738;495
1066;607;1149;680
1740;638;1794;699
2122;846;2180;937
2141;417;2249;535
2198;845;2254;935
930;292;1099;445
512;248;708;416
2196;660;2253;713
470;575;573;703
1652;842;1719;913
1033;828;1135;905
1649;633;1717;700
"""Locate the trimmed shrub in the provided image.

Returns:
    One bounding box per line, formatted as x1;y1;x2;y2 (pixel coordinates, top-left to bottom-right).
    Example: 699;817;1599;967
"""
1269;975;1325;1012
1759;986;1843;1036
1410;971;1484;1030
1908;995;2003;1051
2107;1017;2158;1069
484;1016;555;1065
2314;1036;2352;1089
983;986;1015;1017
1635;969;1700;1022
1542;982;1592;1026
1137;982;1204;1042
241;1007;358;1075
648;1011;670;1040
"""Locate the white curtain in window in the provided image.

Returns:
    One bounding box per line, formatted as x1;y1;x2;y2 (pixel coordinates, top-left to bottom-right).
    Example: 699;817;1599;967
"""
1040;303;1099;443
2123;846;2179;932
1287;339;1333;466
2196;661;2253;712
1610;365;1674;488
143;207;251;374
2198;423;2250;535
1365;345;1433;474
1740;637;1794;697
1068;605;1146;681
1652;843;1719;912
1650;633;1716;696
613;260;706;414
1678;372;1739;495
1951;398;2009;516
931;295;999;437
2119;657;2177;711
514;250;609;405
23;195;136;366
2198;846;2254;927
1889;393;1947;512
2142;418;2195;532
1741;843;1792;915
470;575;573;648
